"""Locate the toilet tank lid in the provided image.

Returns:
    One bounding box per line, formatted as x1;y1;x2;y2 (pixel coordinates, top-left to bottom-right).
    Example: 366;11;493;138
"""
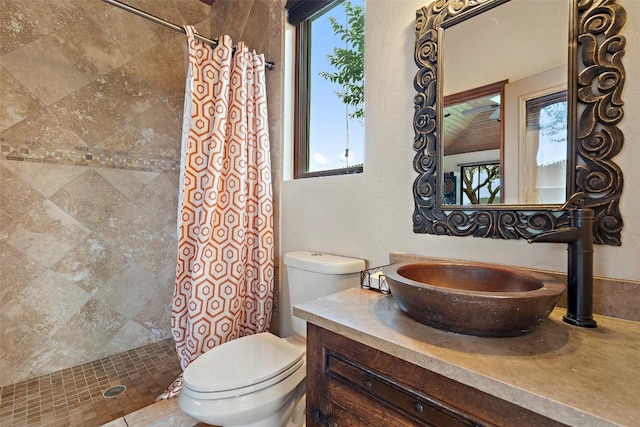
284;251;365;275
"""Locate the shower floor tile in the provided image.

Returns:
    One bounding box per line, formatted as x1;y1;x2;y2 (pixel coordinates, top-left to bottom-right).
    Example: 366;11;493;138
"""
0;338;181;427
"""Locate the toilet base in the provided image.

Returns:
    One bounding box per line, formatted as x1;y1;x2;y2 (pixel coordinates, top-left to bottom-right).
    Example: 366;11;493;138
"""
227;386;303;427
225;392;294;427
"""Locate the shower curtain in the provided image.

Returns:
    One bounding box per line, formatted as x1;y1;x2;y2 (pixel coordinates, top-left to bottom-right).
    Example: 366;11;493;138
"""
159;26;274;399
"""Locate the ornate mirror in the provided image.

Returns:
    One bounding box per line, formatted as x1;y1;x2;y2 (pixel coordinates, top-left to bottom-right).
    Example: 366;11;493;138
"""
413;0;626;245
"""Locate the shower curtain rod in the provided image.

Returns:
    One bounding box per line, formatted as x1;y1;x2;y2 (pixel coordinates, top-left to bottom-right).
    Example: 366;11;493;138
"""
100;0;275;70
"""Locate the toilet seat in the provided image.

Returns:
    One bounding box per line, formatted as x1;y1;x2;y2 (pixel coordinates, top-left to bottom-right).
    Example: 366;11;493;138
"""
182;332;305;400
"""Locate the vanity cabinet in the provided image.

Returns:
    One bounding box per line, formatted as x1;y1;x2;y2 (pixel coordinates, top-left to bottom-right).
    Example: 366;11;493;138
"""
306;324;565;427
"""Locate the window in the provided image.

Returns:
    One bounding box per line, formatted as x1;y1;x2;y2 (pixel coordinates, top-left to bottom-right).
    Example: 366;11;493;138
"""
460;162;501;205
522;89;567;204
286;0;365;178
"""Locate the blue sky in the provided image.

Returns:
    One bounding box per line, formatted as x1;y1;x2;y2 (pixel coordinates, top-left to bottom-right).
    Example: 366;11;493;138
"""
308;0;365;172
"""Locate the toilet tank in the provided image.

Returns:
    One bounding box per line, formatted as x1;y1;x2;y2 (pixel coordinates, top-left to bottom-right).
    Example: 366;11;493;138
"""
284;251;365;337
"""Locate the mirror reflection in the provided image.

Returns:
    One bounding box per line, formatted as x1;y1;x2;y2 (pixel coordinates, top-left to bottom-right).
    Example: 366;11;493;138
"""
442;82;504;205
441;0;569;206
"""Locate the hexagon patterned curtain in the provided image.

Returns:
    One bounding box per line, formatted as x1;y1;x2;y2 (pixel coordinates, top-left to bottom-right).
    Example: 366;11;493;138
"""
159;26;274;399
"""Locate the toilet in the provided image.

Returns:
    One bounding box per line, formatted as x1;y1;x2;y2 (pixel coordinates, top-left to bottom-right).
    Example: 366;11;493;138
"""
178;251;365;427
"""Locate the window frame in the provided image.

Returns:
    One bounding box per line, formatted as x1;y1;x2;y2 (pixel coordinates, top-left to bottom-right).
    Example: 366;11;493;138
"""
290;0;364;179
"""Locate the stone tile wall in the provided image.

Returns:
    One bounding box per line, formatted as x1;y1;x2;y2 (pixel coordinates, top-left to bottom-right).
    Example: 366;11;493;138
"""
0;0;213;386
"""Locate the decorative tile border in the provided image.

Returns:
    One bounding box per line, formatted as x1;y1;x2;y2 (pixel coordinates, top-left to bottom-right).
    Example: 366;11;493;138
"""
0;138;180;173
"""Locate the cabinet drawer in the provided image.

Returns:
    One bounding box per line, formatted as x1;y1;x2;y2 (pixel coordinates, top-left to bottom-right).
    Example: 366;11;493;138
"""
326;351;485;427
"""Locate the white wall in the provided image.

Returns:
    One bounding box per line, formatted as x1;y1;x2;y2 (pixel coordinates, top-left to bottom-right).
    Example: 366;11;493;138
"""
279;0;639;332
443;0;568;96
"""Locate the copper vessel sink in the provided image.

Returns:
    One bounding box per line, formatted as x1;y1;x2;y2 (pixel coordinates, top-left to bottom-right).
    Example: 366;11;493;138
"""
383;262;565;337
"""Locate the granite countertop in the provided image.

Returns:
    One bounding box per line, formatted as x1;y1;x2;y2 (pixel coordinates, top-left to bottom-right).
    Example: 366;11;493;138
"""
293;287;640;427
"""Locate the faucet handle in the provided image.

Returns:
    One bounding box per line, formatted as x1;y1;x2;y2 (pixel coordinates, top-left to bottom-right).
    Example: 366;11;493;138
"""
559;192;587;211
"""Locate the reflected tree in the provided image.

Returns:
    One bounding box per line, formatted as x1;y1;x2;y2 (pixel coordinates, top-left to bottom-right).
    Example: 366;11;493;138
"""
462;164;500;204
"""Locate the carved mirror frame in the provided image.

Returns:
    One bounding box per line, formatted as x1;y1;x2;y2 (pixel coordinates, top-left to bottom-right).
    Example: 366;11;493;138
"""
412;0;626;245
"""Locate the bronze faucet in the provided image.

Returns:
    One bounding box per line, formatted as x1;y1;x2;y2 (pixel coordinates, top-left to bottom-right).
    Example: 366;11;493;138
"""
528;193;597;328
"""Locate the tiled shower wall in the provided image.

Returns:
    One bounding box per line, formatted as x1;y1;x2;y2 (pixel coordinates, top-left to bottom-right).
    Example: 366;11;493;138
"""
0;0;213;386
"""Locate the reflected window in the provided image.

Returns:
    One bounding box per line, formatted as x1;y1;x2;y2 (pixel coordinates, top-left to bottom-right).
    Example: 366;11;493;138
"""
522;90;567;204
460;162;501;205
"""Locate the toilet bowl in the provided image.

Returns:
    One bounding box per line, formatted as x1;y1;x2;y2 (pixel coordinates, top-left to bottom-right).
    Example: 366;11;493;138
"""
178;251;365;426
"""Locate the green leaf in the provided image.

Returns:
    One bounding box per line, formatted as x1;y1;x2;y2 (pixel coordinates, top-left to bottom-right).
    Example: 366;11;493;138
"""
318;1;364;117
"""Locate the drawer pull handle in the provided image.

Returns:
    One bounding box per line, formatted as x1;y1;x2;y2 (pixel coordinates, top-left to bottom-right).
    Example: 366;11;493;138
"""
364;378;373;389
413;401;425;413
